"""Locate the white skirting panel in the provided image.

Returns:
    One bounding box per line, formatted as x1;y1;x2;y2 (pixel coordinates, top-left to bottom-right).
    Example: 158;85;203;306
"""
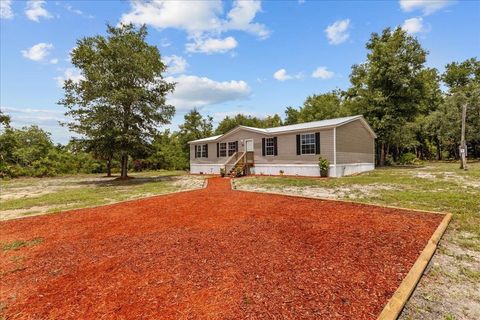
251;164;320;176
190;163;375;177
331;163;375;177
190;164;223;174
251;163;375;177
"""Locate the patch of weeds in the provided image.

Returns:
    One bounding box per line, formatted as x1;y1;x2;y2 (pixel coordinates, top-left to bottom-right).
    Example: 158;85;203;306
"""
1;238;44;251
454;254;476;263
421;292;437;302
458;266;480;281
427;265;443;278
457;239;480;251
444;314;456;320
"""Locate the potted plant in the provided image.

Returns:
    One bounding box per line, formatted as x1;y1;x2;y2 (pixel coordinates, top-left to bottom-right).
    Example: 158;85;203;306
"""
220;168;226;177
318;156;329;177
279;170;285;176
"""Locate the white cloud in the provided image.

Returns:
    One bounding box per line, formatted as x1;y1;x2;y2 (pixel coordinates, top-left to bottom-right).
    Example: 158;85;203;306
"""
273;69;302;81
223;0;270;39
399;0;453;15
120;0;269;54
160;38;172;48
64;4;82;15
2;106;74;143
325;19;350;45
21;43;53;61
311;66;334;79
25;0;52;22
120;1;223;34
3;106;68;127
49;58;59;64
165;75;251;110
273;69;291;81
402;17;429;34
163;55;188;74
186;36;238;54
0;0;13;19
55;68;84;87
64;3;94;19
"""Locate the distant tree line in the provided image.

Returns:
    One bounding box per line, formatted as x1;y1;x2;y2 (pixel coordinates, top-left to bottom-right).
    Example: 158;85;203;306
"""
1;25;478;178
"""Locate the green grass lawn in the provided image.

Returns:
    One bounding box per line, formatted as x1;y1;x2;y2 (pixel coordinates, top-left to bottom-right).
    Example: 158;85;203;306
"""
0;170;204;220
235;162;480;250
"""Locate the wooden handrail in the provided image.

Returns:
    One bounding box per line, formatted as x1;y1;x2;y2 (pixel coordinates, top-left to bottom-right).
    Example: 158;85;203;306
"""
225;151;245;173
231;152;246;167
224;152;238;166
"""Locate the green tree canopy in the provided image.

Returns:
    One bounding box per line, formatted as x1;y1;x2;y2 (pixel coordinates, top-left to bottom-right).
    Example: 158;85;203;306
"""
283;91;348;125
59;23;175;178
346;27;431;165
0;110;11;128
214;113;283;135
178;108;213;153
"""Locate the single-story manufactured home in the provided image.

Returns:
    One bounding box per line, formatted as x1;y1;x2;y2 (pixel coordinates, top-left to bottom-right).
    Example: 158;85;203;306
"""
188;115;376;177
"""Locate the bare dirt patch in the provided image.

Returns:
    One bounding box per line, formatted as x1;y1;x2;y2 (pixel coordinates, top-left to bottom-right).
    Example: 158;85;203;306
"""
400;230;480;320
414;167;480;188
0;204;80;221
235;182;396;200
0;178;443;319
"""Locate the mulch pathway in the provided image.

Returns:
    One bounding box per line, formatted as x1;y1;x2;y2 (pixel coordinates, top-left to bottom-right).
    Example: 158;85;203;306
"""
0;177;444;319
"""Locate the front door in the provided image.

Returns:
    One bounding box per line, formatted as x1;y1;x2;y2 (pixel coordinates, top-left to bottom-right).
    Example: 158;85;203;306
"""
245;139;254;152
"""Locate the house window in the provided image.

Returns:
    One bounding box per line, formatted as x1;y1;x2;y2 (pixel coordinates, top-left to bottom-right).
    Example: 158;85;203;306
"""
219;143;227;157
265;137;275;156
300;133;316;155
228;142;237;156
196;144;207;158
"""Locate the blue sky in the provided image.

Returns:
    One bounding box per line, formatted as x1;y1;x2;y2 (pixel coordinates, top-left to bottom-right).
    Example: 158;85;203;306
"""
1;0;479;143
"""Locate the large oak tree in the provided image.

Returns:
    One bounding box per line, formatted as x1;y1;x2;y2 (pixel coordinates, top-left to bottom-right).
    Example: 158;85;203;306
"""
59;24;175;178
346;27;431;165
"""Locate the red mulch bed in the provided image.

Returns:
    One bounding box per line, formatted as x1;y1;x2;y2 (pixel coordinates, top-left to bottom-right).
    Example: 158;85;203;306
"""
0;178;444;319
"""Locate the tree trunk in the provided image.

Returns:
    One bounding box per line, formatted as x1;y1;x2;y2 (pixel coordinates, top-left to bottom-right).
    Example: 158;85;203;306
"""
106;156;112;177
121;154;128;178
436;138;442;161
460;103;467;170
379;142;386;166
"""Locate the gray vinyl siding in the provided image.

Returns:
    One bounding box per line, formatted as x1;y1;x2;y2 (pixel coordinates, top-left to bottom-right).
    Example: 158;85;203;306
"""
190;128;335;165
335;120;375;164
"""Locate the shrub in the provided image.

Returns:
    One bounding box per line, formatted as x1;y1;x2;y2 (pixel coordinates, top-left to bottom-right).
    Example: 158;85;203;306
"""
384;154;394;166
318;156;329;177
220;168;226;177
399;152;417;165
235;167;243;177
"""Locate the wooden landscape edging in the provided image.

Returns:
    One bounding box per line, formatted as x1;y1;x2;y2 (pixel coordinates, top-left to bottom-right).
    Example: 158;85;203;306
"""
230;178;452;319
377;212;451;320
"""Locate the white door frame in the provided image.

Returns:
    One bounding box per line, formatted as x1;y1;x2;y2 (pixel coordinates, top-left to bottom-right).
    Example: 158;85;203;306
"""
245;139;254;152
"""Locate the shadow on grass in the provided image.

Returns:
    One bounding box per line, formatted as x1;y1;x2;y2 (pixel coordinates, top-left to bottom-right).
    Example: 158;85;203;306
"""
74;174;180;187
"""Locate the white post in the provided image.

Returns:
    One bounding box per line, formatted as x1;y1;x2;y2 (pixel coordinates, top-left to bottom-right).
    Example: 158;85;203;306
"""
460;103;468;170
333;127;337;177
